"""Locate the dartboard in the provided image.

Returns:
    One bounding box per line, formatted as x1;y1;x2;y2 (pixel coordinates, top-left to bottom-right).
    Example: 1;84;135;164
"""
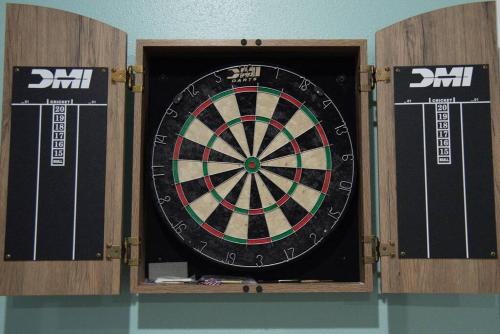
151;64;355;268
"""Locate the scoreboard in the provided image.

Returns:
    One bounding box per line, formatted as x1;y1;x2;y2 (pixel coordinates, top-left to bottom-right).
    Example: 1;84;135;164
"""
394;65;497;259
4;67;108;261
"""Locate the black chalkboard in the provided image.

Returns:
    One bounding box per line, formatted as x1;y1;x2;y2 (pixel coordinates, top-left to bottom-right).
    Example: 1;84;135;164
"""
4;67;108;261
394;65;497;259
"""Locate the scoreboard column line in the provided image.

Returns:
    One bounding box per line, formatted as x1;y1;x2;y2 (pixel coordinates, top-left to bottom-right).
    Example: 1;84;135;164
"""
459;103;470;258
72;105;80;260
33;104;42;261
422;103;431;259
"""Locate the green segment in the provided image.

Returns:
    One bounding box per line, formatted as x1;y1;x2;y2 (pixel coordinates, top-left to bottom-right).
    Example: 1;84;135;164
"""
172;160;179;183
202;161;209;176
185;205;203;225
271;229;294;242
223;235;247;245
311;193;326;214
325;146;332;170
300;105;320;125
296;154;302;168
179;115;195;136
207;134;217;148
234;207;249;215
287;182;298;196
255;115;270;123
211;190;223;203
226;118;241;127
211;89;234;101
281;128;293;140
258;86;281;96
264;203;278;212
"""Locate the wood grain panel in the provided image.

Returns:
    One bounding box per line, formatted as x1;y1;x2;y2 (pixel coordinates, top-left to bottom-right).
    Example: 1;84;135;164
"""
0;4;126;295
130;39;373;293
376;1;500;293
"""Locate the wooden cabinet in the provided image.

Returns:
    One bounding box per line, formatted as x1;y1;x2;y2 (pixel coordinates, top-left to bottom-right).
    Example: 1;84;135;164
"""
0;2;498;295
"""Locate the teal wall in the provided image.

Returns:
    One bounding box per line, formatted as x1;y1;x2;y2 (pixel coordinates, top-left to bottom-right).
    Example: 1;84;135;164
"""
1;0;499;333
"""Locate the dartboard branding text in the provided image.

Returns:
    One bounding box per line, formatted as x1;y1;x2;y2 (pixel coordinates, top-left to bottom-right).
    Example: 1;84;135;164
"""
28;69;93;89
409;67;473;88
226;66;261;83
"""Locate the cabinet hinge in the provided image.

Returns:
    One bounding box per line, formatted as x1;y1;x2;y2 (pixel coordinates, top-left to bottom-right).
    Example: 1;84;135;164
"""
358;65;391;91
362;235;396;264
123;237;140;267
110;66;143;93
105;243;121;260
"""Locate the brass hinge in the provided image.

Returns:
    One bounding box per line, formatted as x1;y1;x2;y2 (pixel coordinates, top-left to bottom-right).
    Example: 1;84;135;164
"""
358;65;391;91
362;235;396;264
110;66;143;93
105;243;122;260
123;237;140;266
127;65;143;93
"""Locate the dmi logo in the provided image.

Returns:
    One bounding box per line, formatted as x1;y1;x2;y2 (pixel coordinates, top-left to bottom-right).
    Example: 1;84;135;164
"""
28;69;93;89
226;66;261;83
409;67;473;88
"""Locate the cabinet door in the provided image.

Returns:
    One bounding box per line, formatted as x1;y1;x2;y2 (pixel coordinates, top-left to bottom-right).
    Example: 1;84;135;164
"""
0;4;126;295
377;1;500;293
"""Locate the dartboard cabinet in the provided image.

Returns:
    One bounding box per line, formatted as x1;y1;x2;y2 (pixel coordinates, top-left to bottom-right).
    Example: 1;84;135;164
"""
0;2;499;295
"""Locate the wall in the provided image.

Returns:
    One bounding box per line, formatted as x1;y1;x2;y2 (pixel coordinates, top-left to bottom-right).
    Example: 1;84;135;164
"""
0;1;499;333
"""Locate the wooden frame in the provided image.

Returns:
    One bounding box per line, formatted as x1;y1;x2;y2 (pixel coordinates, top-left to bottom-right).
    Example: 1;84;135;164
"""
0;4;126;295
130;39;373;293
376;1;500;293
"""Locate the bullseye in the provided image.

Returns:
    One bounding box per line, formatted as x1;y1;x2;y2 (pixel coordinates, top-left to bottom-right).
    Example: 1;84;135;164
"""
244;156;260;173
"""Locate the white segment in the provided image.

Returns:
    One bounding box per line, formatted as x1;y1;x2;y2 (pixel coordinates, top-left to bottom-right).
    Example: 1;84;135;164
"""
260;169;321;212
254;174;291;237
183;117;244;161
259;109;316;160
252;92;280;155
177;160;242;183
286;109;315;138
213;94;251;157
261;153;298;169
301;147;327;170
259;168;294;193
189;171;245;221
262;147;327;170
258;132;290;160
291;183;322;212
224;175;251;239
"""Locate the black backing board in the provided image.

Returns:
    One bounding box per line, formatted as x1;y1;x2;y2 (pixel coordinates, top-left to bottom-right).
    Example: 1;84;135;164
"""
4;67;108;261
143;49;361;282
394;65;497;259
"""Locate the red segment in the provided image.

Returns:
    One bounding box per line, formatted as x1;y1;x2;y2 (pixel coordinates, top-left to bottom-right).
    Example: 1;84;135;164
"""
293;213;313;232
175;184;189;206
202;147;211;161
240;115;256;122
248;237;272;245
277;194;290;206
290;139;300;153
192;99;212;117
269;119;284;130
234;86;257;93
315;124;329;146
293;168;302;183
322;170;332;193
215;123;229;136
221;200;235;211
280;92;302;108
173;136;183;160
202;223;224;238
249;208;264;215
204;176;214;191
